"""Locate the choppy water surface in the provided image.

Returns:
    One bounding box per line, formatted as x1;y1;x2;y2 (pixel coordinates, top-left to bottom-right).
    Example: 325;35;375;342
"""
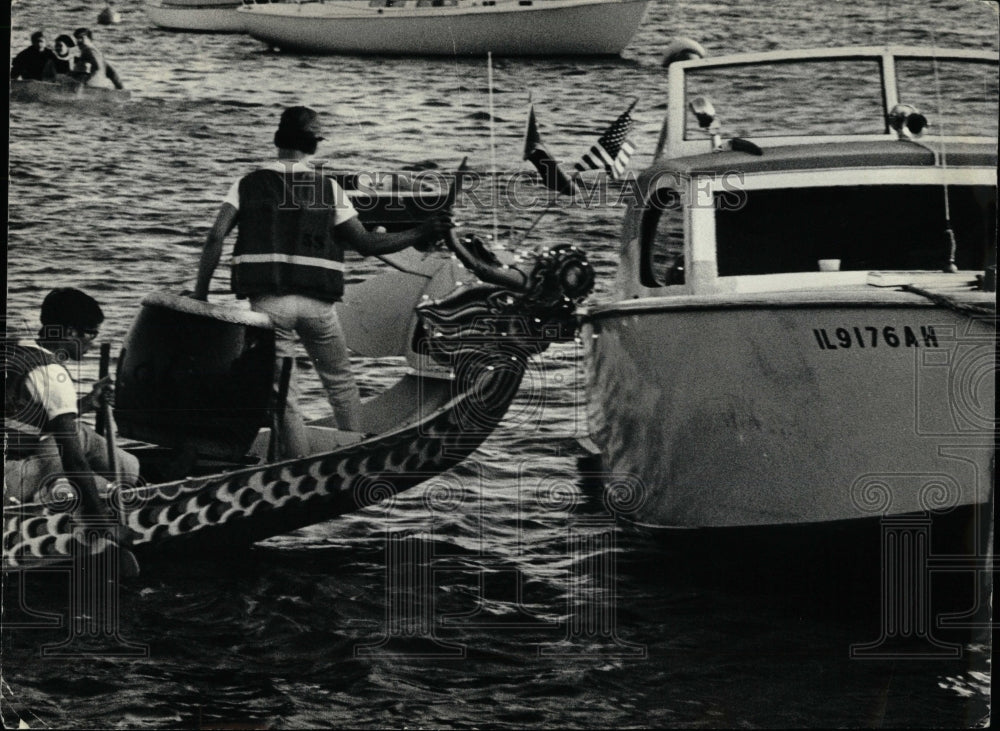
5;0;996;727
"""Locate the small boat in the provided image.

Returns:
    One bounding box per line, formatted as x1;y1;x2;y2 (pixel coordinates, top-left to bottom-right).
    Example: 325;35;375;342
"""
2;216;594;572
10;78;131;104
237;0;651;56
145;0;246;33
582;45;997;531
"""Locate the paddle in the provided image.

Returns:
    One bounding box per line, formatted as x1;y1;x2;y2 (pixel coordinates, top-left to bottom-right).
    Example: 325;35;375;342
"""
268;356;294;461
97;343;139;578
98;343;119;477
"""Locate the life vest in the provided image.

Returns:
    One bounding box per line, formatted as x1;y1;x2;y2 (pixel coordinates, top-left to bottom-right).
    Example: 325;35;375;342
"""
231;169;346;302
2;341;67;457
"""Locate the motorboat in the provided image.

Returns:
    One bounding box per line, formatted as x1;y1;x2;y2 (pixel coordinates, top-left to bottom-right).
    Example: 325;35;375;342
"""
237;0;651;56
3;215;595;573
581;45;997;532
145;0;246;33
10;78;131;104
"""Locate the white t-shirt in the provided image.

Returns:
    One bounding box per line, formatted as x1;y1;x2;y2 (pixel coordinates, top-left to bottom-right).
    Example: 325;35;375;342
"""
19;341;78;426
222;160;358;227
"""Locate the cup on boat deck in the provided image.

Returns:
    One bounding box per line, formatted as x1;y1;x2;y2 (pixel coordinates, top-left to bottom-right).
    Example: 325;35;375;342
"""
818;259;841;272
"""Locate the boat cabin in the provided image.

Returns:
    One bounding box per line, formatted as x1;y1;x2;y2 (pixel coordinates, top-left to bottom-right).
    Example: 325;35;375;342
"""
619;46;998;299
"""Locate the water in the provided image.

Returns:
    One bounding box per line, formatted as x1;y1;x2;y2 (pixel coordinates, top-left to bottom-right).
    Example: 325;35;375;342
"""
5;0;996;727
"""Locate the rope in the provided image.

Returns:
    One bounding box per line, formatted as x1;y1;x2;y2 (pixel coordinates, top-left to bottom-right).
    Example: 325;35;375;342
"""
902;285;997;319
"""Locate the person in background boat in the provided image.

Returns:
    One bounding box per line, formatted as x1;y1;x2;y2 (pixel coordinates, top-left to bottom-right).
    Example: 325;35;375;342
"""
72;27;124;90
10;31;57;81
3;288;140;517
42;34;78;80
191;106;453;459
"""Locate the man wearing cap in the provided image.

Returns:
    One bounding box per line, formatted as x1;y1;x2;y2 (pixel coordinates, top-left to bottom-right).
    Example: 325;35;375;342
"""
3;288;140;516
192;106;452;458
10;31;57;81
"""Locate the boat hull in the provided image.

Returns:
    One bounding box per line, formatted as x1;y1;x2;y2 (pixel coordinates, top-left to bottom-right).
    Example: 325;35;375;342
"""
583;290;995;529
10;79;131;104
145;1;246;32
238;0;650;56
3;352;527;567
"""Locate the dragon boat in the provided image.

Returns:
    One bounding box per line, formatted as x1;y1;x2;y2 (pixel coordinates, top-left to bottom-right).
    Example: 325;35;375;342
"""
3;223;594;575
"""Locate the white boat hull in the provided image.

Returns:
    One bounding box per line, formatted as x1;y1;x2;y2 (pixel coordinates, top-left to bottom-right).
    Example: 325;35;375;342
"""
583;287;995;528
146;1;246;32
238;0;650;56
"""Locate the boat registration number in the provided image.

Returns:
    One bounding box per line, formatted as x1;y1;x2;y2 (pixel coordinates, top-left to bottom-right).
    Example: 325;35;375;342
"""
812;326;939;350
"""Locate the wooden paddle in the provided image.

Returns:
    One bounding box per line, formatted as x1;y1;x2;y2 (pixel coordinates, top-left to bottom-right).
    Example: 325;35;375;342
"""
268;357;294;462
97;343;119;477
97;343;139;578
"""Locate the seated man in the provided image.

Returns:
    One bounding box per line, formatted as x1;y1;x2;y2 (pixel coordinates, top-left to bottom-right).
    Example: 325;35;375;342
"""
4;288;139;517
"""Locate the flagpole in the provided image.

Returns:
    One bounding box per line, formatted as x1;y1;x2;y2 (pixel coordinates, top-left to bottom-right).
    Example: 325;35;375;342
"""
513;171;579;246
487;52;500;247
514;200;558;246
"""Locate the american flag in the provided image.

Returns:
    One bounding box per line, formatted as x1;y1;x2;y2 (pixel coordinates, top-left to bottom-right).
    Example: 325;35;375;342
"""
574;100;637;180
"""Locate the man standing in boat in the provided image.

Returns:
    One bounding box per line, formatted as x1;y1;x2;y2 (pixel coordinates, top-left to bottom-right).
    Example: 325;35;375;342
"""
3;288;140;517
192;106;451;458
10;31;57;81
72;27;124;89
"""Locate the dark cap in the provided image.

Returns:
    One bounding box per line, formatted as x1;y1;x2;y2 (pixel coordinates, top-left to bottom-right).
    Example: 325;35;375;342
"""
55;34;76;48
74;27;93;40
40;288;104;330
31;31;45;42
277;106;325;142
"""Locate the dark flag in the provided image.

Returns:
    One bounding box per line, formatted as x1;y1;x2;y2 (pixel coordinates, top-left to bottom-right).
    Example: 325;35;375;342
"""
574;100;637;180
523;106;579;196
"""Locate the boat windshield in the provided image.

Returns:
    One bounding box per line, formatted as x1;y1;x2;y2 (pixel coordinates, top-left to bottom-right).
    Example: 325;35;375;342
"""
895;58;999;138
683;55;999;140
685;59;887;139
713;184;996;276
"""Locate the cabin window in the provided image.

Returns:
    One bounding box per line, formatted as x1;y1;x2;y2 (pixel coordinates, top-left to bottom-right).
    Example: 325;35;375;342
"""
639;187;685;287
714;185;996;276
895;59;999;138
369;0;407;6
684;60;886;139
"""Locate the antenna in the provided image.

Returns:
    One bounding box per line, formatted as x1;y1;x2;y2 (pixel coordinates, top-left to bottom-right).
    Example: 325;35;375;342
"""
930;31;958;273
488;52;500;248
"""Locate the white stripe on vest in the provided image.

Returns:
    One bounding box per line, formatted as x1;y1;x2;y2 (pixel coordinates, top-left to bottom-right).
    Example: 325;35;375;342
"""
232;254;345;272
